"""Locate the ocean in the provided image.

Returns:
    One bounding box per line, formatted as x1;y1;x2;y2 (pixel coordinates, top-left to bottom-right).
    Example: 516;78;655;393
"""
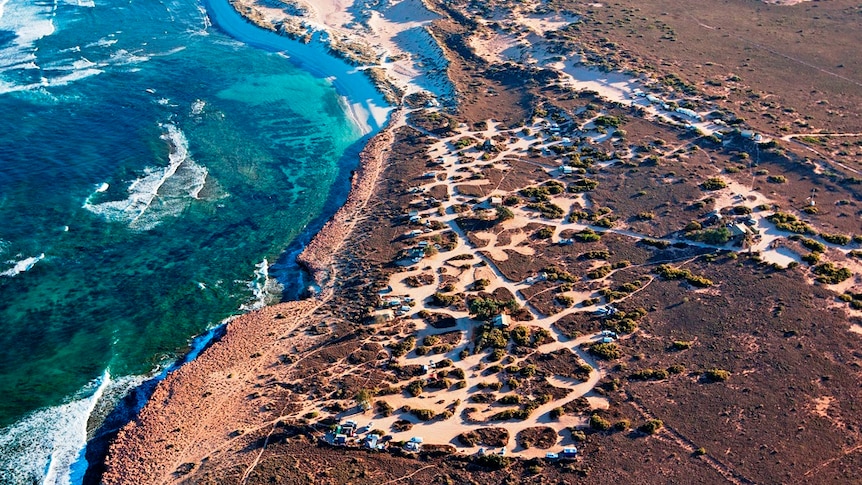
0;0;387;482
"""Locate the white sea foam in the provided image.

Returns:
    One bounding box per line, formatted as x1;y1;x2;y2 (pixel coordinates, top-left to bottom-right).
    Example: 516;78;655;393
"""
190;98;205;116
0;370;150;485
84;36;118;49
0;0;56;76
95;182;109;193
1;252;45;277
84;123;209;230
240;258;283;311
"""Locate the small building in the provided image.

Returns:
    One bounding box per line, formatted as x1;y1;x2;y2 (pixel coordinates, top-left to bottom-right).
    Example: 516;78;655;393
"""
492;314;511;328
562;447;578;458
561;166;574;175
558;238;574;245
490;196;503;206
728;223;750;243
334;434;347;446
545;452;559;460
406;229;423;238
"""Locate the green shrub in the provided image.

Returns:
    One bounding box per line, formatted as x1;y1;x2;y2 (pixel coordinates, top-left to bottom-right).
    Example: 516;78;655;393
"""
766;175;787;184
641;239;670;249
767;212;814;234
801;252;820;265
473;278;491;291
390;336;416;357
654;265;713;287
574;228;602;242
496;206;515;221
587;265;612;279
670;340;693;351
536;226;555;239
474;453;511;470
407;380;424;396
701;177;727;190
589;414;611;431
410;408;436;421
686;227;731;245
589;342;621;360
703;368;730;382
431;292;459;307
568;178;599;192
550;407;564;420
799;237;826;253
821;233;851;245
637;211;656;220
580;250;611;260
629;369;668;381
639;419;663;434
812;262;852;284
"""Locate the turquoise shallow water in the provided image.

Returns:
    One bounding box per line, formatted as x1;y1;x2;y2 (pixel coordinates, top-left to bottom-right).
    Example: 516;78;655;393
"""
0;0;373;481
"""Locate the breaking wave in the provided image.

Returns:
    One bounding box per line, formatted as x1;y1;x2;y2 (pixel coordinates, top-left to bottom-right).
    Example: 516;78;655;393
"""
0;370;146;485
1;252;45;277
83;123;208;231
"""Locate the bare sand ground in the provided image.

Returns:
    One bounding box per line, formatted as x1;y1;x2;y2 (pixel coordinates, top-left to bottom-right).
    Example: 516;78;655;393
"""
102;300;320;484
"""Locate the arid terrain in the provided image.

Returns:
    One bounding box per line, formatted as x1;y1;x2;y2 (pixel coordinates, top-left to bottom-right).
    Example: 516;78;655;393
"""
98;0;862;483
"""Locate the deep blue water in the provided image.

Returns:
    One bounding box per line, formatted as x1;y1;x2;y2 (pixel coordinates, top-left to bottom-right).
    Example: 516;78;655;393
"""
0;0;375;481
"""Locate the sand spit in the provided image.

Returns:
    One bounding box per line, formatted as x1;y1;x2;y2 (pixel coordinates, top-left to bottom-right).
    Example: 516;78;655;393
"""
102;300;319;484
297;109;401;292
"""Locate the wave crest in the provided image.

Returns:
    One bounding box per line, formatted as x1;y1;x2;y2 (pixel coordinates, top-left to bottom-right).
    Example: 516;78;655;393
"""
83;123;209;231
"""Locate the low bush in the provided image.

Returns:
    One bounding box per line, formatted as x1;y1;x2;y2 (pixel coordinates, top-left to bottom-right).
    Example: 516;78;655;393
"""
701;177;727;190
703;368;730;382
639;419;663;434
589;414;611;431
589;342;621;360
410;408;436;421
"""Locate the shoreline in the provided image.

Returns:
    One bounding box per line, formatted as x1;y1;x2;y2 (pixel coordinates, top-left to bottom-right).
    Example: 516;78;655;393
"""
91;0;862;481
99;108;402;485
206;0;393;131
95;0;404;481
296;108;401;292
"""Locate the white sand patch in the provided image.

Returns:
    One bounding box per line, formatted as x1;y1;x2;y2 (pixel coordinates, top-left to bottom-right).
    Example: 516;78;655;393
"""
850;324;862;336
759;246;801;268
519;14;577;37
366;0;453;100
302;0;355;29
